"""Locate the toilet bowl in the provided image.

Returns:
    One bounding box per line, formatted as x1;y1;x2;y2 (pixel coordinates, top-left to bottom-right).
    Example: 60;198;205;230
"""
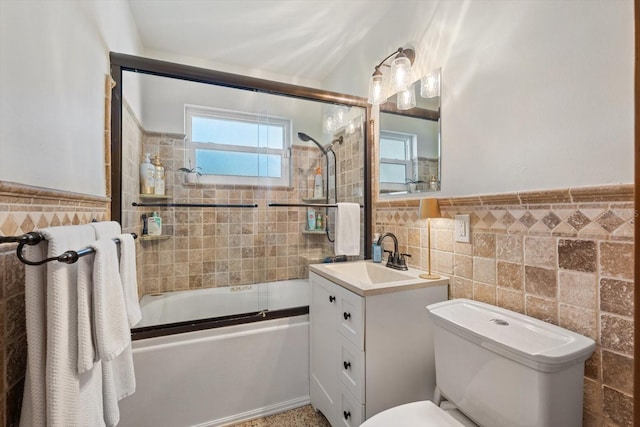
360;401;476;427
361;299;595;427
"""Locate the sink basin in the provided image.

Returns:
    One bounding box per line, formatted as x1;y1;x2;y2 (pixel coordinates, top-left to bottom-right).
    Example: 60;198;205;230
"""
310;260;448;296
323;261;416;285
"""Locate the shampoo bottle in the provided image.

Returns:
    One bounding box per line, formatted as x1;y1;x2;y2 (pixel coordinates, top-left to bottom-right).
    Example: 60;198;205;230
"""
153;155;165;196
140;153;155;194
313;167;323;198
148;212;162;236
316;212;323;230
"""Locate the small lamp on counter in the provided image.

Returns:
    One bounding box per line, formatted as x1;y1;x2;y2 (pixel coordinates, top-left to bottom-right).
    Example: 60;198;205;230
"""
419;198;441;280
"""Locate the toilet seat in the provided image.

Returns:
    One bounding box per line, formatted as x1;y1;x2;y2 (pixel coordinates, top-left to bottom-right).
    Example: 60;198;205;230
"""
360;401;468;427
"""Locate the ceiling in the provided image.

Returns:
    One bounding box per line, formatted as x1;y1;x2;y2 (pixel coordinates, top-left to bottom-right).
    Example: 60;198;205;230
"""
127;0;396;82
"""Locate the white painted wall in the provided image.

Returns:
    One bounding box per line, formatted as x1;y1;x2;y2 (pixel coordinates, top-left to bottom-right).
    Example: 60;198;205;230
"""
0;0;142;196
322;0;634;197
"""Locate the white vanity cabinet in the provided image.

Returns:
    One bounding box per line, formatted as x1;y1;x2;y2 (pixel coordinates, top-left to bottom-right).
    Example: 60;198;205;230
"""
309;267;449;426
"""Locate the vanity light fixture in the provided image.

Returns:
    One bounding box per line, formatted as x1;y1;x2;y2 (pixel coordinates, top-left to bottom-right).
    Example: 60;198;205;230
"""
367;47;416;107
418;198;441;280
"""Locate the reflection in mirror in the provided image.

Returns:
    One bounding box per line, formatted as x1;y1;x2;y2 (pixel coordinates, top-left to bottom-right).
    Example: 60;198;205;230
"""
120;70;367;330
378;69;440;198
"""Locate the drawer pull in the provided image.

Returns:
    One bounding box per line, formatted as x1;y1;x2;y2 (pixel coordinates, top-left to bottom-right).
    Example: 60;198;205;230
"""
329;295;336;303
343;361;351;370
343;312;351;320
343;411;351;420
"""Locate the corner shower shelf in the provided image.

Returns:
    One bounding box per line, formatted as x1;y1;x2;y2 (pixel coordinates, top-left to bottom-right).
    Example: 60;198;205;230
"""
139;235;171;241
301;197;327;204
302;229;326;235
138;194;171;200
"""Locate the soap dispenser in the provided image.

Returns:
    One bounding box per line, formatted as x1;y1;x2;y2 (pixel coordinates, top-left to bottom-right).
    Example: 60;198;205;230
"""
153;155;165;196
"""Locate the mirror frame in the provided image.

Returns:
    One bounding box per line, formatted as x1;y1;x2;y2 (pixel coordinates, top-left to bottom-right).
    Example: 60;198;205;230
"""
109;52;373;257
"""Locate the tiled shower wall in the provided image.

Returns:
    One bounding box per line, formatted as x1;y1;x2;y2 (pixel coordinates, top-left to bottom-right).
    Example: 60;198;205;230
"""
123;103;365;298
374;185;634;426
0;182;109;426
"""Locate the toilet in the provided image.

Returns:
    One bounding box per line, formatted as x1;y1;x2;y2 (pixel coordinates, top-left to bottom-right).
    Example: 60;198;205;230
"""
361;299;596;427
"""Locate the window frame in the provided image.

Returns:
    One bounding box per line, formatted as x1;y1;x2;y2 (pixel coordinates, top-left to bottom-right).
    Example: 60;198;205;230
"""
378;129;417;191
185;104;292;186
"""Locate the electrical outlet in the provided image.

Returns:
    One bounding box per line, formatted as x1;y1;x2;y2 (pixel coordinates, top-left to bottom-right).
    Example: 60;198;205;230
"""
455;214;470;243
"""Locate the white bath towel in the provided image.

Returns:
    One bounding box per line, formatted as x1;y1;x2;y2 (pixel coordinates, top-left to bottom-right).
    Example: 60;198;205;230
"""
117;233;142;327
334;202;361;256
20;224;105;427
89;221;137;426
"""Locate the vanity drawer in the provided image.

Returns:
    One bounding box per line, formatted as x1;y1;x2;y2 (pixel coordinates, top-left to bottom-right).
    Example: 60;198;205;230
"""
337;286;364;349
339;336;365;402
338;386;364;427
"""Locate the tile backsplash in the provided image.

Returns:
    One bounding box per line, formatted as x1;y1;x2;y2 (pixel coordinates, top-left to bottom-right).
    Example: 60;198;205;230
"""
375;185;634;426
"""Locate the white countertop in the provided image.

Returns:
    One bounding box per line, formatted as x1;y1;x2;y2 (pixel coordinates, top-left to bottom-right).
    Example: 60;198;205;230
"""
309;260;449;297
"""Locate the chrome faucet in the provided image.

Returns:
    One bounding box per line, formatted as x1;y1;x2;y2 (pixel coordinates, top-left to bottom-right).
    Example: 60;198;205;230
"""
376;232;410;270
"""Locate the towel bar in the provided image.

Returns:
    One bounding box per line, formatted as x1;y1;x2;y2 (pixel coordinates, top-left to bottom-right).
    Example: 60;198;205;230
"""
0;232;138;266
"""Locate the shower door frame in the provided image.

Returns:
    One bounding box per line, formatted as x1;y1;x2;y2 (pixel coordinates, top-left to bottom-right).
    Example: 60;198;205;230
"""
109;52;373;258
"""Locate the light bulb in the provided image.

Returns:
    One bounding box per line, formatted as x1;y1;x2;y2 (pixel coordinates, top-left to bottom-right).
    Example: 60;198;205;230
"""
390;55;412;92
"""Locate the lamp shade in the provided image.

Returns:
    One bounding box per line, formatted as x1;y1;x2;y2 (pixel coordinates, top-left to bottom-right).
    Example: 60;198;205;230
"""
420;70;441;98
419;198;441;219
390;54;412;92
367;73;386;105
397;85;416;110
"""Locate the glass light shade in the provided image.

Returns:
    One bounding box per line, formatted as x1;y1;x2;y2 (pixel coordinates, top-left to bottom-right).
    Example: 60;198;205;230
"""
334;106;348;128
323;114;335;134
397;85;416;110
390;55;412;92
421;71;440;98
367;74;386;105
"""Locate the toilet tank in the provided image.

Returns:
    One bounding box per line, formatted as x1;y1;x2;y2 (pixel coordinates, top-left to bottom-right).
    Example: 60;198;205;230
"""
426;299;595;427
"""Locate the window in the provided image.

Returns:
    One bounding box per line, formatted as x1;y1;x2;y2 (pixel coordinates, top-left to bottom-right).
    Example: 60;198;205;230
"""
379;130;416;189
186;106;291;186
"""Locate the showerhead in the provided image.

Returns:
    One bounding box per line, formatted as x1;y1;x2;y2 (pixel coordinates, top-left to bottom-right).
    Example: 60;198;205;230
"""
325;136;344;153
297;132;328;155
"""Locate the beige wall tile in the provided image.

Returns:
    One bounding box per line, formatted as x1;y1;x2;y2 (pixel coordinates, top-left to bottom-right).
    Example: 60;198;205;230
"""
558;239;597;273
454;254;473;279
558;303;597;340
600;242;634;280
472;233;496;258
524;265;557;298
602;350;633;395
473;257;496;285
525;295;558;324
600;278;634;317
473;282;496;305
496;288;524;314
558;271;597;309
524;236;557;268
602;386;633;427
497;261;523;290
496;234;523;263
600;314;633;356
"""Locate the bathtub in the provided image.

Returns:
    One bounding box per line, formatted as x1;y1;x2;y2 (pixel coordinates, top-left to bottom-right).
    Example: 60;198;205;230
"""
119;279;311;426
133;278;310;335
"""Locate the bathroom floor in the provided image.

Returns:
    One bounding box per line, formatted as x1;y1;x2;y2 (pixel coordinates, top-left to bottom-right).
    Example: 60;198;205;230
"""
229;405;331;427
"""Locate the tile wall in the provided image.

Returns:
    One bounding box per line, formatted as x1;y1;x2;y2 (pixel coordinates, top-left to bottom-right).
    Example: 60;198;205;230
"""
374;185;634;426
0;182;109;426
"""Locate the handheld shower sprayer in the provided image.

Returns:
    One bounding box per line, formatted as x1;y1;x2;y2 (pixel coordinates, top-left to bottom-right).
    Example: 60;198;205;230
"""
297;132;343;155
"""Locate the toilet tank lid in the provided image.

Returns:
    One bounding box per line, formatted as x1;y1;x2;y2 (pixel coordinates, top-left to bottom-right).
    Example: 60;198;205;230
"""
426;299;596;372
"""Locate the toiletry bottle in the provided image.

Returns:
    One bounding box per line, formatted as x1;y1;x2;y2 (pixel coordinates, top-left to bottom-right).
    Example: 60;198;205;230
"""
316;212;323;230
430;176;438;191
372;233;382;263
141;213;148;235
140;153;155;194
153;155;165;196
148;211;162;236
307;209;316;231
313;166;323;198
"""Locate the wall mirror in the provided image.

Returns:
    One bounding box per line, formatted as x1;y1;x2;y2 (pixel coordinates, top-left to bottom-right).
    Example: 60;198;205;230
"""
377;69;441;199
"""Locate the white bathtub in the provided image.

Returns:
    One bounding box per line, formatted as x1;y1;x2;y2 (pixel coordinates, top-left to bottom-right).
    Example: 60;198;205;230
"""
119;280;311;426
135;279;310;328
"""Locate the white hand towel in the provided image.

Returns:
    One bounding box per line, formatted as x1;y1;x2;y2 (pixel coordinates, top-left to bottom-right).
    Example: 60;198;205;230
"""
90;239;131;361
90;221;122;240
117;233;142;327
77;255;97;374
20;225;104;427
334;202;361;256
